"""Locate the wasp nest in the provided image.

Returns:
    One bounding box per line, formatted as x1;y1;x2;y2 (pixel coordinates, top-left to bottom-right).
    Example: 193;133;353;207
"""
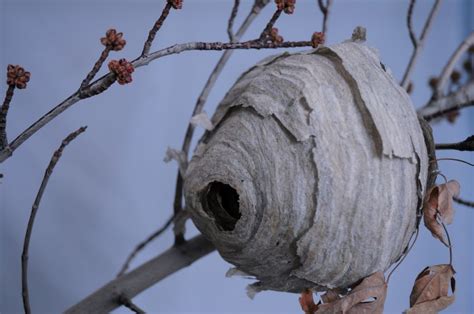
184;36;429;294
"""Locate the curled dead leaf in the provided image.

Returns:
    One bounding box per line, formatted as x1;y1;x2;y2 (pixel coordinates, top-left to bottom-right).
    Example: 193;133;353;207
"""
315;272;387;314
405;264;455;313
423;180;460;245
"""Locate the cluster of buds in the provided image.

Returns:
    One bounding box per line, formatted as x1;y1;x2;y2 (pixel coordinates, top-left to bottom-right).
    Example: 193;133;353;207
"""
7;65;30;89
100;29;126;51
269;28;284;44
108;59;134;85
311;32;325;48
168;0;183;10
275;0;295;14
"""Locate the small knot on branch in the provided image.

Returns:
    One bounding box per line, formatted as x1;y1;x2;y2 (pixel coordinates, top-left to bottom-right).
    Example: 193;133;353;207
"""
168;0;183;10
101;29;127;51
311;31;325;48
269;28;284;44
108;59;134;85
428;76;439;91
7;65;30;89
463;60;472;73
468;45;474;54
450;70;461;84
275;0;295;14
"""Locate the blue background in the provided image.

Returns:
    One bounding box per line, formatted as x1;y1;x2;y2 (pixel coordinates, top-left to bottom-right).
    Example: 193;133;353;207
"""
1;0;473;313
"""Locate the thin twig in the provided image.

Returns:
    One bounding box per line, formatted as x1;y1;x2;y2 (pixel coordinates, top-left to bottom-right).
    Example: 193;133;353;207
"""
436;157;474;167
0;85;15;150
453;196;474;208
227;0;240;42
406;0;417;49
435;135;474;151
437;210;453;265
65;234;215;314
258;9;283;42
387;228;419;283
117;214;175;277
80;47;111;91
141;2;173;56
0;38;311;164
117;294;146;314
400;0;442;89
317;0;333;36
172;1;269;244
21;126;87;314
434;31;474;98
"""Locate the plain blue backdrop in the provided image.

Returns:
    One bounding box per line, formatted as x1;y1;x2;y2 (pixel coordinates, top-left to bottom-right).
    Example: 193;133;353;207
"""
1;0;473;313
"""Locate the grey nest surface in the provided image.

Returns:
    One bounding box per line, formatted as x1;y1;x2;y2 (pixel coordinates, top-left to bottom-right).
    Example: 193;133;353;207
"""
184;40;429;294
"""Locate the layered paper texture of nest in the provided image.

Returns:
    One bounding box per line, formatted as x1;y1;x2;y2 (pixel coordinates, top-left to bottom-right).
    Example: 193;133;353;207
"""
184;41;429;294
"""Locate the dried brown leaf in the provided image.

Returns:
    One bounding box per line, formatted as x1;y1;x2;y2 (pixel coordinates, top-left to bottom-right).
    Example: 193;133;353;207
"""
299;289;318;314
316;272;387;314
406;264;456;313
406;296;455;314
320;290;341;304
423;180;460;245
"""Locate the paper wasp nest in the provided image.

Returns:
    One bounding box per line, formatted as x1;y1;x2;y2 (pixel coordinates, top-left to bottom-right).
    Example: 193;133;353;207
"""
184;39;429;294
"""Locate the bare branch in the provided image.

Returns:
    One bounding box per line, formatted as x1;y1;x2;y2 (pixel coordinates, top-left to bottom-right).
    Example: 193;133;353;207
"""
117;294;146;314
0;37;313;164
117;214;175;277
21;126;87;314
434;31;474;98
141;2;173;57
65;235;215;314
454;196;474;208
317;0;333;35
418;79;474;120
0;85;15;150
435;135;474;151
258;9;283;42
400;0;442;89
80;47;111;90
227;0;240;42
406;0;417;48
172;1;269;244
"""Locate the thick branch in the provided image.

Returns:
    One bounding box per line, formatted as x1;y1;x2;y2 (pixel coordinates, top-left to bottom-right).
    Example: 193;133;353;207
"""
21;126;86;314
418;79;474;120
64;235;215;314
400;0;442;89
435;135;474;151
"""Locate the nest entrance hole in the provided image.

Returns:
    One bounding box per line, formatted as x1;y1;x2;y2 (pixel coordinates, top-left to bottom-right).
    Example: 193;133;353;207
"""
202;181;241;231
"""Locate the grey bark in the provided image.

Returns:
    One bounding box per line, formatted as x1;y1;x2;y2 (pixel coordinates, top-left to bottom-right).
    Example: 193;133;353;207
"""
65;235;214;314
